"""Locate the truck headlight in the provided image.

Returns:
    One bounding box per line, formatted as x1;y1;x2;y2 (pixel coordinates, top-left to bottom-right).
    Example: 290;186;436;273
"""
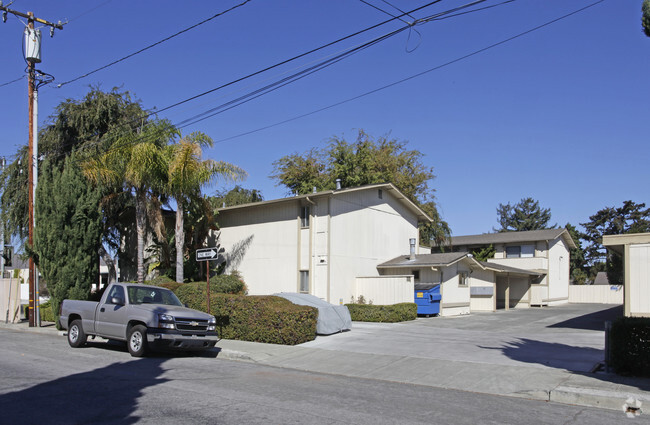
158;313;175;330
207;316;216;331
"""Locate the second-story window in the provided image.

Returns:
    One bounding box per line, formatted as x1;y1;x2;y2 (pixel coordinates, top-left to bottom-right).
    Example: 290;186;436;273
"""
301;206;310;227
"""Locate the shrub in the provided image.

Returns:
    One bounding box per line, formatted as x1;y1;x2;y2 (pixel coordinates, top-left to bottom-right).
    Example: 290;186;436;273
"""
610;317;650;377
39;300;56;322
345;303;417;323
174;282;316;345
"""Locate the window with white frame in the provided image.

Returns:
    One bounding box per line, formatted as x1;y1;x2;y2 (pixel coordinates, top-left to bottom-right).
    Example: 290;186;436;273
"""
459;272;468;286
299;271;309;293
505;246;521;258
300;206;310;228
506;245;535;258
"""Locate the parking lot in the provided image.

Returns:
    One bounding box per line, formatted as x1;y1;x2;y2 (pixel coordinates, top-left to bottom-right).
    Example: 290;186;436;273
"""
301;303;623;373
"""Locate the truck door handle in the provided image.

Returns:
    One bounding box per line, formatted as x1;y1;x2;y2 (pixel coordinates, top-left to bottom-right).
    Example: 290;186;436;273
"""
100;308;105;312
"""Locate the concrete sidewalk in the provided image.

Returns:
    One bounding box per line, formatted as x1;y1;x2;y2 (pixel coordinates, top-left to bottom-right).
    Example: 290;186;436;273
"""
216;336;650;413
2;307;649;414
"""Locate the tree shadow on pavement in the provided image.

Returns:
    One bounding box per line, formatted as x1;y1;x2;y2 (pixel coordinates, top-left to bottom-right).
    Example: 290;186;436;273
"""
547;305;623;331
481;338;650;392
0;358;169;424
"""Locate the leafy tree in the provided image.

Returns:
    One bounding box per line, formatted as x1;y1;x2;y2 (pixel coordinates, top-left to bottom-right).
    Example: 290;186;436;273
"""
212;185;264;208
1;88;147;282
580;201;650;285
271;130;450;245
82;119;177;283
641;0;650;37
34;154;102;324
565;223;588;285
166;132;246;283
495;197;555;232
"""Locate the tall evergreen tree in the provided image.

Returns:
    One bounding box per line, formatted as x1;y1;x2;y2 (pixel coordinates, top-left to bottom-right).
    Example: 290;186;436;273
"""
565;223;588;285
34;155;102;323
580;201;650;285
495;197;554;232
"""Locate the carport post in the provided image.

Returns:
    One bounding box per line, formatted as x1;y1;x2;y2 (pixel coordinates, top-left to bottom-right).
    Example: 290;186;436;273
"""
604;320;611;373
505;275;510;311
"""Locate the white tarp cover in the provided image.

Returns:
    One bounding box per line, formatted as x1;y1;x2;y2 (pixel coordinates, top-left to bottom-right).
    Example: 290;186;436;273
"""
274;293;352;335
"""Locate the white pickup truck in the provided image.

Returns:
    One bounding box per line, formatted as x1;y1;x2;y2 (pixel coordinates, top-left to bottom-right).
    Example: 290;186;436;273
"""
59;282;219;357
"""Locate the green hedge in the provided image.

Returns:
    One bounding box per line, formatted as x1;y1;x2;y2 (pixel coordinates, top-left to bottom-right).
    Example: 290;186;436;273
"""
345;303;417;322
170;282;317;345
610;317;650;377
39;300;56;322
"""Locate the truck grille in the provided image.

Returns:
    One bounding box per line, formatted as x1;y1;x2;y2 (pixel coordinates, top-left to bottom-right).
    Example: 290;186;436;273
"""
175;318;209;332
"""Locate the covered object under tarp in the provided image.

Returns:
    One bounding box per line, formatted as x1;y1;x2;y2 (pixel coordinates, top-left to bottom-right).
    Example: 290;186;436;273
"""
274;293;352;335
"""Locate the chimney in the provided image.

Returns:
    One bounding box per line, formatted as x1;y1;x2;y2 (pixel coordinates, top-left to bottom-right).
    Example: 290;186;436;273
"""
409;238;416;261
335;179;341;190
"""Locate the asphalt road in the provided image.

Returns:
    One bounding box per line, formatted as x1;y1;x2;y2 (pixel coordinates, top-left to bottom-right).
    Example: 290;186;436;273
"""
0;327;638;424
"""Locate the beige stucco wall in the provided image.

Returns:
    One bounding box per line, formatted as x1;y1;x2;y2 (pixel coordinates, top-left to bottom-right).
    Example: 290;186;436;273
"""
219;200;301;295
327;189;419;304
547;238;570;303
629;243;650;316
218;188;421;304
469;268;496;312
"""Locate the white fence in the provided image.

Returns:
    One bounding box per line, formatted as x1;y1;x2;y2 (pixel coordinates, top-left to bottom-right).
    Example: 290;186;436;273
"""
569;285;623;304
354;275;414;305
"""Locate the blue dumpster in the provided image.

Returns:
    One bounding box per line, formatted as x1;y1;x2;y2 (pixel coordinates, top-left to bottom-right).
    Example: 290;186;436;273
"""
414;283;441;316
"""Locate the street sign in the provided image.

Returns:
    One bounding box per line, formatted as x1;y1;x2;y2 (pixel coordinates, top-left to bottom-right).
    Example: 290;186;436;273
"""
195;247;218;262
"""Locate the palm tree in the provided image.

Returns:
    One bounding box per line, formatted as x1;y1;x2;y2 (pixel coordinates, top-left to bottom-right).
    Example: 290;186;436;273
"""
82;120;178;283
167;132;246;283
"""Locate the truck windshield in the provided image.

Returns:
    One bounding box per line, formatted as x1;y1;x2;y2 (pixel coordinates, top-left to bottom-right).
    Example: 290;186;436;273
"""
127;286;183;306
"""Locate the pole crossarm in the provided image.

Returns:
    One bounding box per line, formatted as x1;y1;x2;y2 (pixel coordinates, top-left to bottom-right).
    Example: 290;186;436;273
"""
0;3;65;29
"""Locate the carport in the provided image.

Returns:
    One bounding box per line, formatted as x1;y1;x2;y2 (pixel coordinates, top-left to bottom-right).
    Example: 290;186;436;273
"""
480;262;545;310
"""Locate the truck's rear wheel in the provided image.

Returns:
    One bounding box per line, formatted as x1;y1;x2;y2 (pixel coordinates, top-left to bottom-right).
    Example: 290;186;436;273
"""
67;320;87;348
127;325;148;357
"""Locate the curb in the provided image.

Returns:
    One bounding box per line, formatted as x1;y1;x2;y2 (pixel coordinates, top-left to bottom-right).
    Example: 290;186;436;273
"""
550;386;648;413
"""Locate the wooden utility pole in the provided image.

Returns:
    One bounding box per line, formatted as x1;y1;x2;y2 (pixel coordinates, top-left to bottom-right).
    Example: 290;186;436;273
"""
1;3;63;326
27;13;35;326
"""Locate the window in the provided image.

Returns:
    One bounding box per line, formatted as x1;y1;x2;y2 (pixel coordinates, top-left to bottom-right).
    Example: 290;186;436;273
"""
459;272;468;286
378;189;383;199
506;245;534;258
521;245;534;258
299;271;309;293
412;270;420;283
505;246;521;258
106;285;125;304
301;206;310;227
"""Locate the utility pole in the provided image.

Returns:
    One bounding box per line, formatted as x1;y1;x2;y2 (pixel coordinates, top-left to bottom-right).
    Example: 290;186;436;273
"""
1;2;63;327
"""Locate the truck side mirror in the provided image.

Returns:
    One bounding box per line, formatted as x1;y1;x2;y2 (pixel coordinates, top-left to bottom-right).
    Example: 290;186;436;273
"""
111;297;125;305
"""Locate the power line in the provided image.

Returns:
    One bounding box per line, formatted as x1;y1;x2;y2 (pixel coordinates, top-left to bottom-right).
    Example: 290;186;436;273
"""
55;0;253;88
145;0;447;119
211;0;607;145
175;26;409;129
44;0;509;161
0;75;24;87
173;0;497;128
358;0;412;25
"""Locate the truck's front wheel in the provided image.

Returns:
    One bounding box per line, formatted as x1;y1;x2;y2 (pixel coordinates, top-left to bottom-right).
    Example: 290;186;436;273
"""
67;320;87;348
127;325;148;357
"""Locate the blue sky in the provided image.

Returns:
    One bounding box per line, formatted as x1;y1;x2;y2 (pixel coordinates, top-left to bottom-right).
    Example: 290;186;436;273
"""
1;0;648;237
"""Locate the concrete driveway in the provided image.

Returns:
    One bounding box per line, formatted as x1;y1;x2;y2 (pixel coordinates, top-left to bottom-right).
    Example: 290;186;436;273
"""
301;303;623;373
